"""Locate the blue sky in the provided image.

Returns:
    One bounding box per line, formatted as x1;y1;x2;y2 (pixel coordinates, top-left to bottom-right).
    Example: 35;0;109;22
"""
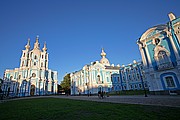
0;0;179;83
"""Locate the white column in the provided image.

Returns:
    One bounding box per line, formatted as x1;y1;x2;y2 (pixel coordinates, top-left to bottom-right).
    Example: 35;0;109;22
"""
139;46;148;67
167;32;180;66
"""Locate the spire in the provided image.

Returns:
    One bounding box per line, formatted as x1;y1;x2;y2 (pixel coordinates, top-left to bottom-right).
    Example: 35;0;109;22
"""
168;12;176;21
43;42;47;52
101;48;106;58
33;35;40;50
25;38;30;50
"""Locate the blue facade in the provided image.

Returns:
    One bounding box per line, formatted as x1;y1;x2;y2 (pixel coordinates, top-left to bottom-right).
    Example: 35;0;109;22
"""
111;61;148;92
137;13;180;95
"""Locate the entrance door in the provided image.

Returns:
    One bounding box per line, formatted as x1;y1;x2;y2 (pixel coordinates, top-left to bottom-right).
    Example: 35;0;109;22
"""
98;86;103;92
30;85;35;96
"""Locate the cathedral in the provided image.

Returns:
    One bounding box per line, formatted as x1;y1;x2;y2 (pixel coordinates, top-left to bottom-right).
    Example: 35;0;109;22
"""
2;36;58;97
137;13;180;95
70;48;120;95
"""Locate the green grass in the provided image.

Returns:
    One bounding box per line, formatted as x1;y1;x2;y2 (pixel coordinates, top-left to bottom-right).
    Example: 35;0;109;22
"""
0;98;180;120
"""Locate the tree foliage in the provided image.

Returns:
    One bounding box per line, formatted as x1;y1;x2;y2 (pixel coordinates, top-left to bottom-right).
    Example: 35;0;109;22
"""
60;73;71;91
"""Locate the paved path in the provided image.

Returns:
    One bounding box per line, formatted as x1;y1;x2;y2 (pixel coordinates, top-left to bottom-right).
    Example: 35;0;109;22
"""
1;95;180;108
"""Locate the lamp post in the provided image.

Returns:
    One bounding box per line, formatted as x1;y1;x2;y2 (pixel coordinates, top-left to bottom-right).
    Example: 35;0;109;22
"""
136;62;147;97
39;78;42;96
0;78;3;100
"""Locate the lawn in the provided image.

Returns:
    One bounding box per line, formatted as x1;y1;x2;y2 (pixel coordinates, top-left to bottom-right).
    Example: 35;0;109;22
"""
0;98;180;120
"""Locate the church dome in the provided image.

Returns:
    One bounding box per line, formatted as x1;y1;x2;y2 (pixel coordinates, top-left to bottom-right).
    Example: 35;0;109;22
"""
100;48;110;66
100;57;110;66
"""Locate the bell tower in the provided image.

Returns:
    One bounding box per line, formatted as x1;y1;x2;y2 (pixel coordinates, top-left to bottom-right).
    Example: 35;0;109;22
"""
20;38;30;68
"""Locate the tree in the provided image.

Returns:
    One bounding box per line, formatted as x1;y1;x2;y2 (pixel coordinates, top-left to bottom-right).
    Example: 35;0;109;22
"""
60;73;71;94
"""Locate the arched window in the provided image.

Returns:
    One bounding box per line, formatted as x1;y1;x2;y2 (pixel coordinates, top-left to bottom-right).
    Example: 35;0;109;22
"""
23;53;25;57
34;55;37;59
34;62;36;66
41;62;43;67
26;60;29;67
97;75;100;81
158;51;169;64
18;75;21;79
165;76;175;87
22;61;24;66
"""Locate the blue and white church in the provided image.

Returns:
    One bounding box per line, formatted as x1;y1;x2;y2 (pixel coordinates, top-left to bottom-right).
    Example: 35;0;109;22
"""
2;36;58;97
70;48;120;95
137;13;180;95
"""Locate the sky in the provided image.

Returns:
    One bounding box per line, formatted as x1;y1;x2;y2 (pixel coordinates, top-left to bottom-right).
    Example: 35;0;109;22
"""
0;0;180;83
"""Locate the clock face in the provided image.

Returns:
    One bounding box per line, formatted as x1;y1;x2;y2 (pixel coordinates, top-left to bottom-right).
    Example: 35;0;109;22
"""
32;73;36;77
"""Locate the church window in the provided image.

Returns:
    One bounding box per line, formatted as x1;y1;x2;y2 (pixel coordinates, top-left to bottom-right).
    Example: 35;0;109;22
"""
34;55;37;59
42;55;44;59
155;38;160;45
22;61;24;66
97;75;100;81
117;77;120;82
34;62;36;66
139;84;142;88
26;60;29;67
123;76;125;81
18;75;21;79
41;62;43;67
158;51;169;64
140;66;143;69
133;74;135;79
137;74;140;79
134;84;137;89
23;53;25;57
130;85;133;89
32;73;36;77
165;76;175;87
107;77;109;82
135;67;138;71
51;85;54;92
129;75;131;80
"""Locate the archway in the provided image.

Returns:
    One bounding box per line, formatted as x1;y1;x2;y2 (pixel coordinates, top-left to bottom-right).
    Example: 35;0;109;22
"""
30;85;35;96
98;85;103;92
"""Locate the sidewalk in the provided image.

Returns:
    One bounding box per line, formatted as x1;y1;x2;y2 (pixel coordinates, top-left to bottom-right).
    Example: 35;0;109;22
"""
1;95;180;107
52;95;180;108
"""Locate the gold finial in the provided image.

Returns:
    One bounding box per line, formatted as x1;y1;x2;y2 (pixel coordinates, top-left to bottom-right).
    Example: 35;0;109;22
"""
43;41;47;51
101;48;106;58
25;38;30;50
36;35;39;42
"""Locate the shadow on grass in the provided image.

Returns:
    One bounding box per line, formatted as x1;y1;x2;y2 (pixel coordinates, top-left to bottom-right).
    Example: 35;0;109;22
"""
0;98;179;120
